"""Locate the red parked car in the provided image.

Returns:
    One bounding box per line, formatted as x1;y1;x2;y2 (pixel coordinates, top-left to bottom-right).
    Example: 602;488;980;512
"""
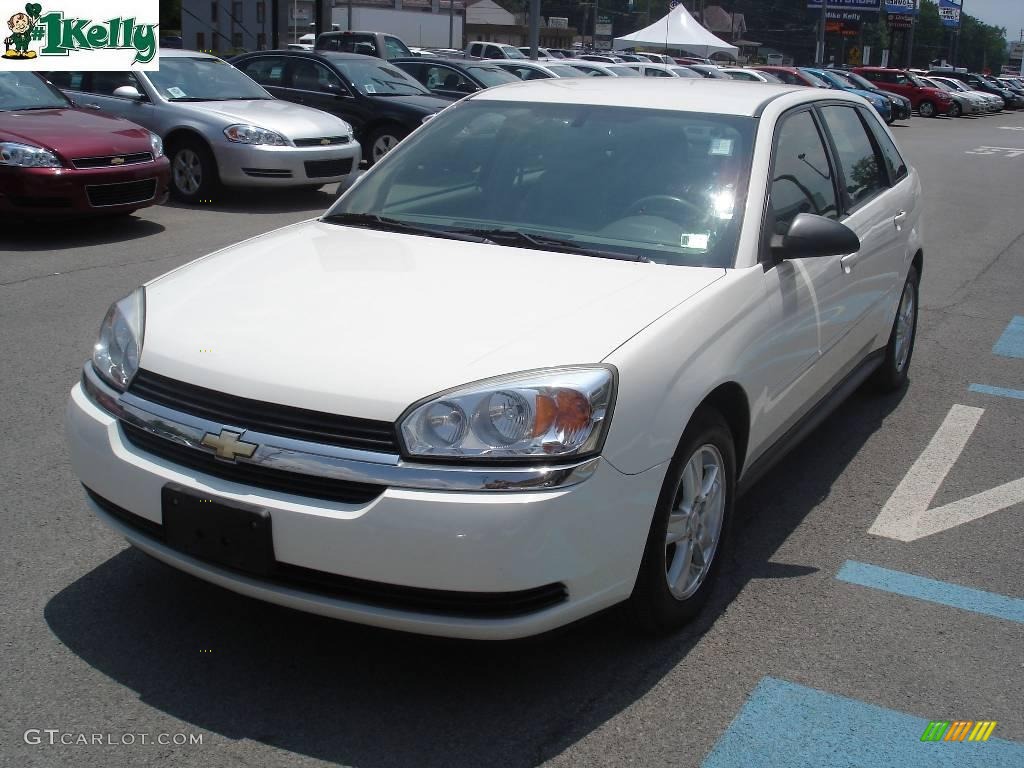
851;66;954;118
751;66;828;88
0;72;170;218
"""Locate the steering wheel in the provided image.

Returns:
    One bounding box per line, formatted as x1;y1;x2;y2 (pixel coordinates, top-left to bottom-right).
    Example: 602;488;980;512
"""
625;194;705;220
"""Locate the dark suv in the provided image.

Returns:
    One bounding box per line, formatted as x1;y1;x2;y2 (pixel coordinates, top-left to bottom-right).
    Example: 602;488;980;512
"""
926;69;1023;109
852;67;954;117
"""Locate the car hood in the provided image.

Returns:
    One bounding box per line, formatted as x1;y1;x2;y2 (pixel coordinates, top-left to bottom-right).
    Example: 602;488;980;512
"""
141;220;724;422
0;108;151;159
365;93;450;113
175;98;351;137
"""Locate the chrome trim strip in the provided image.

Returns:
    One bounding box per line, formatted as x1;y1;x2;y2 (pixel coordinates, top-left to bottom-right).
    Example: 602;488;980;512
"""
80;365;599;493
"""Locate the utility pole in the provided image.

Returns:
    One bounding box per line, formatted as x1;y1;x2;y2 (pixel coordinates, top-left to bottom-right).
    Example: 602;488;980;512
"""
528;0;539;59
905;16;915;68
448;0;454;48
817;0;828;66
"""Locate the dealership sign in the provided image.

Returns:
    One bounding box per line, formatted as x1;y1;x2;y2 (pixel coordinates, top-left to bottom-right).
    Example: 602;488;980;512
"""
938;0;962;29
1;1;158;70
885;0;919;15
807;0;881;12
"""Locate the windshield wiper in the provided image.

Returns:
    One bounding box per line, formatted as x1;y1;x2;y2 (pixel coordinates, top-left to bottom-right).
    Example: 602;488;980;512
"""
166;97;224;102
447;228;651;262
320;212;489;242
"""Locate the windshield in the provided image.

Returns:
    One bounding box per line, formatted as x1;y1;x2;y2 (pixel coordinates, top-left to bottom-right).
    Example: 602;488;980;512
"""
334;59;430;96
569;63;610;77
906;73;928;88
605;65;641;77
671;67;700;78
937;78;967;92
501;46;526;59
546;64;586;78
0;72;69;111
327;101;754;267
694;66;728;79
839;70;875;91
811;70;845;90
925;78;953;93
148;57;271;101
464;65;519;87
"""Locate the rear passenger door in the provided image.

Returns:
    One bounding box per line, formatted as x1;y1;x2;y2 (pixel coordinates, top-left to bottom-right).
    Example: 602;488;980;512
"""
235;55;290;100
819;104;914;355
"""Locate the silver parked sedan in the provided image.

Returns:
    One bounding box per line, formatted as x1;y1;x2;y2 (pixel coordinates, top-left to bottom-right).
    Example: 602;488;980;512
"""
46;50;361;203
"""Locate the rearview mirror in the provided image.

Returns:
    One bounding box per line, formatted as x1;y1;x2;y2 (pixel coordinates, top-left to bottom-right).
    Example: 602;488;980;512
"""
113;85;144;101
771;213;860;260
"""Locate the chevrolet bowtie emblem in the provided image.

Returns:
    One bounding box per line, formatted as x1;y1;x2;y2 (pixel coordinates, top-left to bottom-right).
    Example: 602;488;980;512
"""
111;156;126;165
320;138;331;145
200;429;258;461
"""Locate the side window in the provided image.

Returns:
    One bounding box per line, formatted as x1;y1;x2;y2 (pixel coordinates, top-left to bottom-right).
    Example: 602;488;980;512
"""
384;37;409;59
894;73;910;85
486;45;502;59
469;43;482;57
820;105;886;207
238;56;285;87
90;72;141;96
775;71;796;85
769;110;839;236
863;109;908;183
645;69;671;77
46;71;87;90
426;65;467;91
291;60;343;94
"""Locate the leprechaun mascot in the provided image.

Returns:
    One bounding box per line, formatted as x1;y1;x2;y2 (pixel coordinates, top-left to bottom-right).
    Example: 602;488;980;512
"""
4;4;43;59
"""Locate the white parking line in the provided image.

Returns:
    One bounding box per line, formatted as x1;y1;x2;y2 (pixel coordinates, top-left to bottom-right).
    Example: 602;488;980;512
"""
965;146;1024;157
869;404;1024;541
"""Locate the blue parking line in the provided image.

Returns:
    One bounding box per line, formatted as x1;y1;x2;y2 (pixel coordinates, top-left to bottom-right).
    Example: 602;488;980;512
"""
969;384;1024;400
993;316;1024;358
702;677;1024;768
836;561;1024;625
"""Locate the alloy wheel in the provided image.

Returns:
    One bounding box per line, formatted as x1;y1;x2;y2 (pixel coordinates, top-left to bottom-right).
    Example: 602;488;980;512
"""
893;281;916;373
172;148;202;195
665;444;726;600
919;101;936;118
372;134;400;163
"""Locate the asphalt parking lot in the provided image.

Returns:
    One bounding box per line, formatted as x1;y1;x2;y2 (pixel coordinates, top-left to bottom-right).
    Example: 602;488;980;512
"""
2;109;1023;768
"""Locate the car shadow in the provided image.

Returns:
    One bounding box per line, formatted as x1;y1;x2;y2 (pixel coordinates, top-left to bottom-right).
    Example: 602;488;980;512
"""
45;385;906;767
2;216;166;253
162;185;341;215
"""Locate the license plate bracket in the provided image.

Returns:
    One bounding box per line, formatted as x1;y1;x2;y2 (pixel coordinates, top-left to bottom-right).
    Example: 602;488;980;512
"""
162;484;274;576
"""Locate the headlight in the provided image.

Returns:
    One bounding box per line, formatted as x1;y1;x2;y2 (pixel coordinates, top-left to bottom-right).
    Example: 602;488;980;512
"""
0;141;60;168
400;367;615;461
223;124;289;146
92;288;145;392
149;131;164;158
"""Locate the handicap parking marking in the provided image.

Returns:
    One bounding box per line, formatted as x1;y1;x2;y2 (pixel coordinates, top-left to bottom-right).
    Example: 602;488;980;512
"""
702;677;1024;768
836;561;1024;625
993;316;1024;358
968;383;1024;400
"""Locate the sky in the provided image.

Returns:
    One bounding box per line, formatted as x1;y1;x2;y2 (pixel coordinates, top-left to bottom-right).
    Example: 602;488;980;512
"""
964;0;1024;39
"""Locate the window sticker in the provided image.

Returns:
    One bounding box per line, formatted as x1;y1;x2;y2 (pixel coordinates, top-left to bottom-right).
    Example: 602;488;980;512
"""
680;232;711;250
710;138;733;156
364;83;376;93
167;86;186;98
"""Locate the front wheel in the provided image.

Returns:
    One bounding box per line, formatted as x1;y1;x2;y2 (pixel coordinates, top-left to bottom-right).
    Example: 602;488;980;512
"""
918;100;937;118
367;125;408;166
949;101;962;118
871;265;919;392
168;138;219;203
628;407;736;633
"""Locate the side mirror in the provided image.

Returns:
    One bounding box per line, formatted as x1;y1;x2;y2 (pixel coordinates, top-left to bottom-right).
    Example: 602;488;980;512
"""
770;213;860;260
113;85;144;101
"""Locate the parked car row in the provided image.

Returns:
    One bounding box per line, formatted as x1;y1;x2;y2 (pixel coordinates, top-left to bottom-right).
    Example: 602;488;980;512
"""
6;46;1015;221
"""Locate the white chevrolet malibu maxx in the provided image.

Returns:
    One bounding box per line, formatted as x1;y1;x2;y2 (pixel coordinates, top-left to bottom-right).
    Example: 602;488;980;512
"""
66;79;923;639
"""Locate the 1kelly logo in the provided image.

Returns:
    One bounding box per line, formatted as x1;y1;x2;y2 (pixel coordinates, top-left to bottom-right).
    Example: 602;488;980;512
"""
2;1;158;66
921;720;998;742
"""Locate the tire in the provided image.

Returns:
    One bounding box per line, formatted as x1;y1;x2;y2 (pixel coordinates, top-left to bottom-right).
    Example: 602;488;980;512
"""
168;136;219;203
627;407;736;633
918;100;937;118
871;265;919;392
949;101;962;118
366;125;408;166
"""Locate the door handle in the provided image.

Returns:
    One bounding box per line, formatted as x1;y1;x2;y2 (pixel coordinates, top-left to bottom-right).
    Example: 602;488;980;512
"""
840;251;863;274
893;210;908;231
83;104;101;110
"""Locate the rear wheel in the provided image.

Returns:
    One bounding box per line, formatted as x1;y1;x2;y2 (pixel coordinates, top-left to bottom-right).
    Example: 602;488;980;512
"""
871;265;919;392
628;407;736;633
918;100;937;118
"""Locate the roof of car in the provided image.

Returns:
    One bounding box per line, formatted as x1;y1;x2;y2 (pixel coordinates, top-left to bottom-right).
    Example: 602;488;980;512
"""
237;49;383;63
471;78;807;115
159;48;220;59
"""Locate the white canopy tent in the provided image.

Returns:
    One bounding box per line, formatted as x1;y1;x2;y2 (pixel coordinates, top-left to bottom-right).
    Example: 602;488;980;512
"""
613;5;739;58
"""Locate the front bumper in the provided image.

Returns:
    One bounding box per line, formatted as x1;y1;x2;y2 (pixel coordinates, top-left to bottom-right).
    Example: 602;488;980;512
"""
0;158;170;216
65;378;665;639
214;140;361;188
